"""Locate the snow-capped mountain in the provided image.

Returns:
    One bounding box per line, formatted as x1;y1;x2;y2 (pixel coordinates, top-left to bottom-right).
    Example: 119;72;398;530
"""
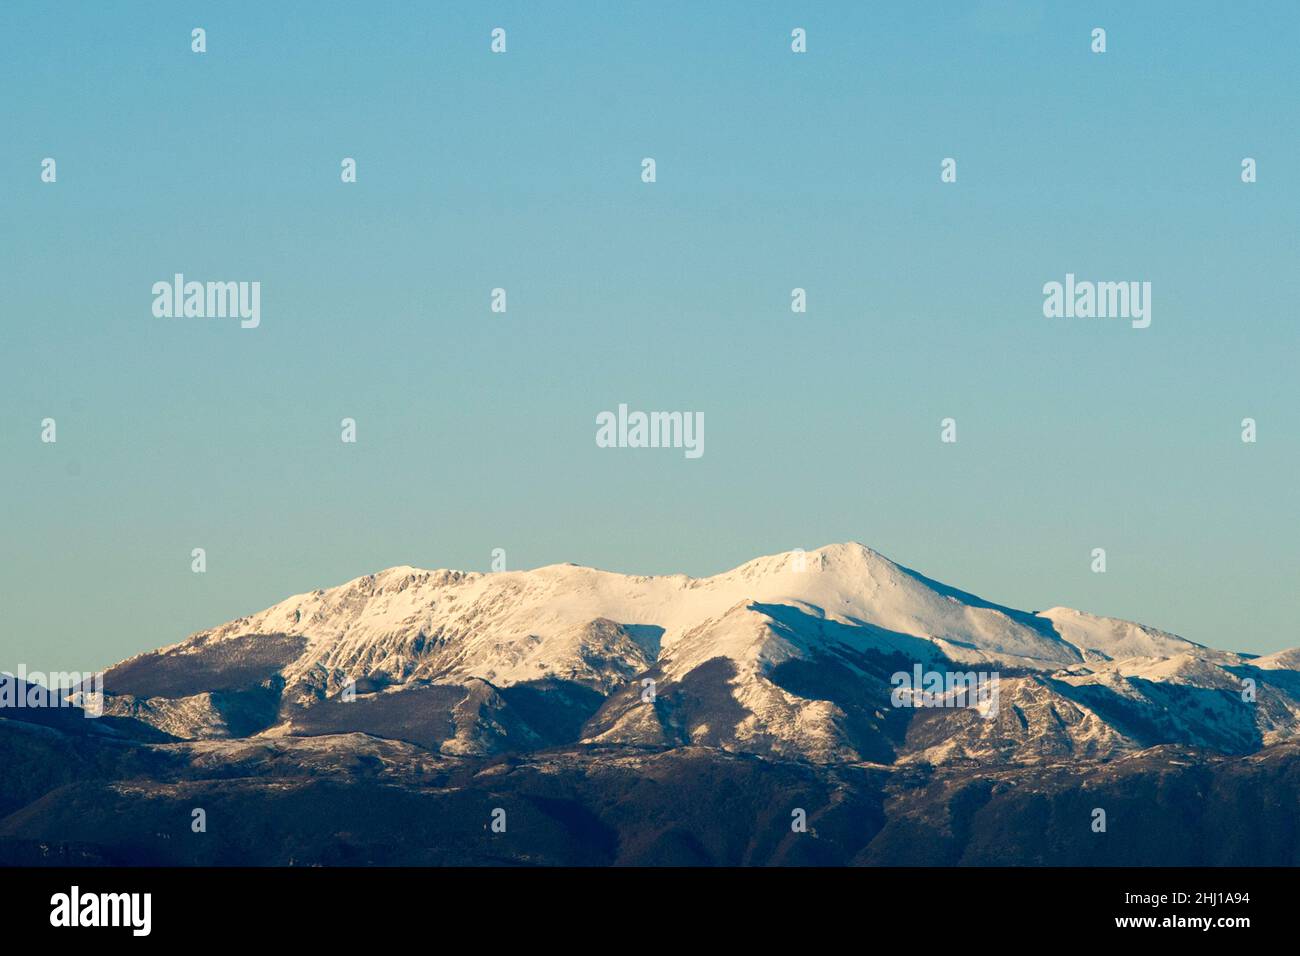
92;543;1300;764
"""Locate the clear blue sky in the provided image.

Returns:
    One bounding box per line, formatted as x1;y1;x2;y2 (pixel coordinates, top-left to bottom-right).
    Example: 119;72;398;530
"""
2;1;1296;671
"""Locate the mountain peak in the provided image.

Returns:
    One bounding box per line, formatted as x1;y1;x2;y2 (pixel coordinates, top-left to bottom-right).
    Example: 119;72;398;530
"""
90;541;1298;764
712;541;889;580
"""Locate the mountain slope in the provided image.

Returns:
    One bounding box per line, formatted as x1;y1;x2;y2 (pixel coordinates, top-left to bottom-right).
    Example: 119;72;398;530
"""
86;543;1300;764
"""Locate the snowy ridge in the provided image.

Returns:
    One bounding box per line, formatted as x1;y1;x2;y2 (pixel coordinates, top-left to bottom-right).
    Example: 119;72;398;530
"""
96;543;1300;764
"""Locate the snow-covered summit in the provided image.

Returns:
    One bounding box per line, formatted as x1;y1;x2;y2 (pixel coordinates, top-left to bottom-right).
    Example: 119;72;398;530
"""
96;543;1298;764
160;542;1200;685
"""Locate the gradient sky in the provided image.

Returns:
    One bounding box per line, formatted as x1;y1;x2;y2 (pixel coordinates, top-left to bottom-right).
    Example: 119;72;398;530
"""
2;1;1297;673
